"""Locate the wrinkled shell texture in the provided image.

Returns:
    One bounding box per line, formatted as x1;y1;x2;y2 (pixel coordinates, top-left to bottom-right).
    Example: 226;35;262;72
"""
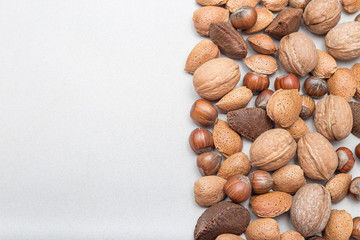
243;8;274;34
245;218;280;240
281;117;310;142
250;191;292;217
297;132;338;180
250;128;296;171
280;231;304;240
303;0;341;35
350;102;360;137
291;184;332;237
216;234;244;240
315;95;353;142
262;0;288;11
247;34;278;55
185;39;220;74
326;21;360;60
196;0;228;6
193;6;230;36
279;32;317;76
311;50;337;79
340;0;360;13
272;165;306;194
217;152;251;179
267;89;302;127
328;68;356;101
325;173;352;203
226;0;259;12
244;54;278;75
194;176;227;207
193;58;240;101
353;63;360;99
324;210;353;240
213;120;243;157
216;87;253;113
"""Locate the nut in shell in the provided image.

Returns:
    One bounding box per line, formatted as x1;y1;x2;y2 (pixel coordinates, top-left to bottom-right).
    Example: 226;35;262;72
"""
336;147;355;173
250;191;292;218
249;170;273;194
255;89;274;110
350;102;360;138
216;86;253;113
339;0;360;13
226;0;260;13
299;95;315;120
272;164;306;194
279;117;310;142
262;0;288;11
328;68;356;102
213;120;243;158
353;217;360;240
350;177;360;200
230;7;257;30
192;6;230;36
323;210;353;240
311;50;337;79
217;152;251;179
243;8;274;35
303;76;328;98
190;99;218;127
197;152;223;176
247;34;278;55
244;54;278;75
325;173;352;203
352;63;360;99
289;0;310;9
194;176;227;207
216;234;245;240
280;231;304;240
243;72;270;94
189;128;214;154
196;0;228;6
224;175;252;203
245;218;280;240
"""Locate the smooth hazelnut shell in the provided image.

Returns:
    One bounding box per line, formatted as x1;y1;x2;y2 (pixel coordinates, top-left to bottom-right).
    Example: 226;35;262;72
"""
197;152;222;176
230;6;257;30
189;128;214;154
255;89;274;110
352;217;360;240
304;76;328;98
350;177;360;201
356;144;360;159
224;175;252;203
249;170;273;194
190;99;218;127
275;73;300;91
336;147;355;173
243;72;269;94
299;95;315;119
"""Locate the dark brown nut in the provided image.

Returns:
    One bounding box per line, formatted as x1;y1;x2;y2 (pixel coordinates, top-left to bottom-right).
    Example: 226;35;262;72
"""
336;147;355;173
249;170;273;194
247;34;278;55
250;191;292;218
325;173;352;203
217;152;251;180
227;108;273;142
230;7;257;30
210;22;248;60
350;102;360;138
189;128;214;154
193;6;230;36
299;95;315;119
194;201;251;240
340;0;360;13
323;210;353;240
303;0;341;35
350;177;360;200
245;218;280;240
303;76;328;98
274;73;300;91
356;144;360;159
242;7;274;35
243;72;270;94
255;89;274;110
289;0;310;9
265;8;303;40
272;165;306;194
356;14;360;22
224;175;252;203
352;217;360;240
197;152;223;176
328;68;356;102
190;99;218;127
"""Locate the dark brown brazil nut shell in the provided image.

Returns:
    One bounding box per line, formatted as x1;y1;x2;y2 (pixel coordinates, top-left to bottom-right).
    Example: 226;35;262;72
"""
350;102;360;138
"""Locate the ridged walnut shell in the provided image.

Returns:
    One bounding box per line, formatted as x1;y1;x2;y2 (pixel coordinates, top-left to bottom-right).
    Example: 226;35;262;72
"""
250;191;292;218
323;210;353;240
272;165;306;194
328;68;356;102
297;132;338;180
279;32;317;76
213;120;243;157
314;95;353;142
250;128;296;171
290;184;332;237
325;21;360;60
193;6;230;36
243;8;274;35
193;58;240;101
311;50;337;79
245;218;280;240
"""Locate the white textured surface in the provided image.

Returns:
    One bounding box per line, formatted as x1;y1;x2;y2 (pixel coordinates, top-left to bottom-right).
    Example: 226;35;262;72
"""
0;0;358;239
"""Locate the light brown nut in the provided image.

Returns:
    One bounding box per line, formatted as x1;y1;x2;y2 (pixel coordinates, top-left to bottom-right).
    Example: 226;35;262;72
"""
289;0;310;9
272;165;306;194
325;21;360;60
303;0;341;35
216;87;253;113
279;32;317;76
194;176;227;207
267;89;302;128
280;231;304;240
247;34;278;55
297;132;338;180
325;173;352;203
278;117;310;142
244;55;278;75
216;234;244;240
328;68;356;101
311;50;337;79
185;39;220;74
340;0;360;13
245;218;280;240
250;191;292;218
196;0;228;6
193;6;230;36
314;95;353;142
213;120;243;158
324;210;353;240
193;58;240;101
243;8;274;34
217;152;251;179
299;95;315;120
226;0;259;12
262;0;288;11
352;63;360;99
250;128;296;171
290;184;332;237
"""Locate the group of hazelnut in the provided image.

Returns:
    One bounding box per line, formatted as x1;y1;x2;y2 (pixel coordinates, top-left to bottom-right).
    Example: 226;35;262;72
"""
185;0;360;239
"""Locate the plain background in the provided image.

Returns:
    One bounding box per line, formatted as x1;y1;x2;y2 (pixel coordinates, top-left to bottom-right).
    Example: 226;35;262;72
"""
0;0;359;239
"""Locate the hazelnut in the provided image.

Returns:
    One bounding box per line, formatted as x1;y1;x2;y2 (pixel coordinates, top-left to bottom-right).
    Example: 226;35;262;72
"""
275;73;300;91
356;143;360;159
230;7;257;30
299;95;315;119
352;217;360;240
249;170;273;194
336;147;355;173
190;99;218;127
197;152;222;176
303;76;328;98
243;72;270;94
356;14;360;22
224;175;252;203
189;128;214;154
350;177;360;200
255;89;274;110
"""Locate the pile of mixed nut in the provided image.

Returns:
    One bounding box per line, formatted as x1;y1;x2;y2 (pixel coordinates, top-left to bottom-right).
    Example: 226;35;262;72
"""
185;0;360;239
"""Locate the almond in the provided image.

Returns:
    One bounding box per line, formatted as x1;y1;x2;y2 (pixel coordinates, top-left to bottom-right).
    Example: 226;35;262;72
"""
226;0;259;12
245;218;280;240
213;120;243;157
351;63;360;99
196;0;228;6
216;234;244;240
311;50;337;79
262;0;288;11
194;176;227;207
216;86;253;113
250;191;292;218
278;117;310;142
217;152;251;179
325;173;352;203
324;210;353;240
193;6;229;36
281;231;304;240
243;8;274;34
247;34;278;54
272;165;306;194
339;0;360;13
244;54;278;75
328;68;356;101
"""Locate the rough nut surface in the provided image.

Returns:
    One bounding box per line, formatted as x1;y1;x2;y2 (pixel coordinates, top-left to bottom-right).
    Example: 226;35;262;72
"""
350;102;360;138
328;68;356;102
250;128;296;171
290;184;332;237
185;39;220;74
243;8;274;34
213;120;243;157
226;0;259;12
217;152;251;180
325;173;352;203
279;32;317;76
297;132;338;180
272;164;306;194
325;21;360;60
267;89;302;128
250;191;292;217
340;0;360;13
280;231;304;240
323;209;353;240
314;95;353;142
352;63;360;99
245;218;280;240
262;0;288;11
193;6;230;36
289;0;310;9
280;117;310;142
216;234;244;240
196;0;228;6
244;54;278;75
227;107;273;142
311;50;337;79
194;176;227;207
247;34;278;55
193;58;240;101
216;87;253;113
194;201;251;240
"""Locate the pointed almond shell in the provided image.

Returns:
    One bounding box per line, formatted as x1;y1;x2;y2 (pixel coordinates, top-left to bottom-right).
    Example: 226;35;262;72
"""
243;8;274;34
213;120;243;157
250;191;292;218
244;54;278;75
216;87;253;113
247;34;278;54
